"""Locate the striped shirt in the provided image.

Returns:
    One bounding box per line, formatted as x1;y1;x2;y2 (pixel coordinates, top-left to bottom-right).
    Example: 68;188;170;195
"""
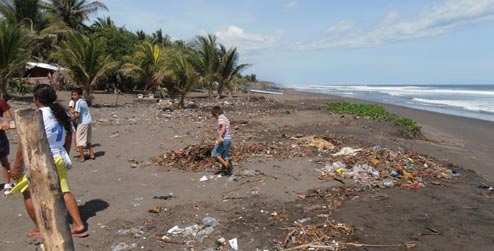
217;114;231;140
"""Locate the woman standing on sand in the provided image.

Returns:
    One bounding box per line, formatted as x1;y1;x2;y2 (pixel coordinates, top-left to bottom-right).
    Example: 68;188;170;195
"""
9;84;88;238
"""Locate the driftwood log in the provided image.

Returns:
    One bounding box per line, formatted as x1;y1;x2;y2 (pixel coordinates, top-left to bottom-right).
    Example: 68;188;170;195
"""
15;108;74;251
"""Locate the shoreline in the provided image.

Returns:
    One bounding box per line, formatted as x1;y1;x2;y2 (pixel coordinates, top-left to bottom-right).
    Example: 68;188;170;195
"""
282;88;494;181
283;85;494;122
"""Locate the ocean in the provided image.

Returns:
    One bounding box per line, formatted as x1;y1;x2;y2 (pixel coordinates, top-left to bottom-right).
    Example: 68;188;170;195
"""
288;84;494;122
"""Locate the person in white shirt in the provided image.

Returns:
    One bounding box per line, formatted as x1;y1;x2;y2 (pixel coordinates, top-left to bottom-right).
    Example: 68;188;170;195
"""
10;84;88;238
70;88;94;162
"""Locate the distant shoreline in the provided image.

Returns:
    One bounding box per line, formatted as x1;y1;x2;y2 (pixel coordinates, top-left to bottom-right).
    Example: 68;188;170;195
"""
279;84;494;122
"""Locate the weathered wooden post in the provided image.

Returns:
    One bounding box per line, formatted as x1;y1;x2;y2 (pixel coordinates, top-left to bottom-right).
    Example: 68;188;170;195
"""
15;108;74;251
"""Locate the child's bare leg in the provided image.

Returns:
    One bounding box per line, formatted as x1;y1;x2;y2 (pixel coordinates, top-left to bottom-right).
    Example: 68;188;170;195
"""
78;146;85;161
87;144;94;159
72;132;77;151
23;192;40;236
1;156;10;184
215;156;228;168
63;192;85;233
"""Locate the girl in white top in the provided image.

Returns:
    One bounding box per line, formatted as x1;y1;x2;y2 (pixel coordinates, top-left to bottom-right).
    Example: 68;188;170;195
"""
10;84;88;238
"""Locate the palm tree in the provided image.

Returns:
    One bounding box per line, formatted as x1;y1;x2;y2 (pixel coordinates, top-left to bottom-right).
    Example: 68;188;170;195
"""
0;0;47;31
121;41;167;93
42;0;107;31
0;21;32;98
165;50;201;108
190;34;220;97
52;32;115;100
135;29;146;40
91;16;115;30
217;46;249;97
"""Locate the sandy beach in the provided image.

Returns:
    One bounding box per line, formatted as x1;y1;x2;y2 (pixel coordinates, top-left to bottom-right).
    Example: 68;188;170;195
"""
0;89;492;251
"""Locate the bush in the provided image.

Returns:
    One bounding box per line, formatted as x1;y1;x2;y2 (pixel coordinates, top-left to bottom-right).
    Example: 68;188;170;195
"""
8;79;32;95
325;101;421;135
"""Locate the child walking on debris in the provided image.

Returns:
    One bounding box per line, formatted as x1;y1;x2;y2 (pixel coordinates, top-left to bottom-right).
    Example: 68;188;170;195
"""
9;84;88;238
211;106;233;175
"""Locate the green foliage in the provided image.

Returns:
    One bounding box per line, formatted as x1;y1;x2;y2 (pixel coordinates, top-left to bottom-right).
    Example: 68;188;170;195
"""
164;49;201;108
325;102;389;121
0;21;32;97
42;0;108;31
7;78;32;95
121;41;167;92
51;32;115;96
393;116;419;132
325;101;421;134
90;18;139;62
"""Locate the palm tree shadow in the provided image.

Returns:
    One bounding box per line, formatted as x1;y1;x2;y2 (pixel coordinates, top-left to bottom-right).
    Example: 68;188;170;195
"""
79;199;109;224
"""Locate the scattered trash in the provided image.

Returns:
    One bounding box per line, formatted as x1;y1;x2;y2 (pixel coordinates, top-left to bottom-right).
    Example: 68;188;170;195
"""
229;238;238;250
479;184;494;191
199;175;208;182
331;147;363;157
153;195;176;200
167;225;183;235
148;206;161;213
202;216;219;227
111;242;138;251
297;217;311;223
383;180;393;188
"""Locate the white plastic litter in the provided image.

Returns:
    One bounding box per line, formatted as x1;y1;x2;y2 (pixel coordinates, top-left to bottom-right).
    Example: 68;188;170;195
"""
229;238;238;250
332;147;363;157
199;175;208;182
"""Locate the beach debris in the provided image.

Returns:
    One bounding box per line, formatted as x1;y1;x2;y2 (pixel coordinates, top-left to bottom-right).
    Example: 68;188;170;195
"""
332;147;363;157
478;183;494;191
202;216;219;227
148;206;161;213
116;226;145;237
199;175;208;182
111;242;138;251
153;194;176;200
229;238;239;250
167;225;183;235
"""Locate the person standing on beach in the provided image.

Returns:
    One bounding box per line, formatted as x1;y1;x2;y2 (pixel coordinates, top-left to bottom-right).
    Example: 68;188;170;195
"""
68;96;78;151
211;106;233;175
9;84;88;238
70;88;95;162
0;98;13;195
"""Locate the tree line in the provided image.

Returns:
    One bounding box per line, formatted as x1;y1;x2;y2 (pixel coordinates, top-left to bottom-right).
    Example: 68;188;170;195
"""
0;0;256;108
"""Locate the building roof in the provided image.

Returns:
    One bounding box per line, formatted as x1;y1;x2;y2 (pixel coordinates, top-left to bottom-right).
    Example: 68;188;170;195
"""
26;62;66;71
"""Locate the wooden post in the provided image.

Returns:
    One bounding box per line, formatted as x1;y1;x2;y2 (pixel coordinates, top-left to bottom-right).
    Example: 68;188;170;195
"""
15;108;74;251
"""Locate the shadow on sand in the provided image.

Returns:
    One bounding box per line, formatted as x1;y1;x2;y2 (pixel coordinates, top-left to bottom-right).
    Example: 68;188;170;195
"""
79;199;109;225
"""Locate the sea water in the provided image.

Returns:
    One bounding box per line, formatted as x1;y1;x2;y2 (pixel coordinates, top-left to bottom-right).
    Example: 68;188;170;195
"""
288;84;494;122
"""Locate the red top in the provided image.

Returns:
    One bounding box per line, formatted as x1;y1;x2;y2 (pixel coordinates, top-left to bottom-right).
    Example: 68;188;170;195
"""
0;100;10;117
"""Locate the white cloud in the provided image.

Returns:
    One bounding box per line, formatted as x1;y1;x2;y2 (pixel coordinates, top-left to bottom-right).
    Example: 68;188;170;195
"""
304;0;494;49
327;20;355;33
215;26;283;52
284;1;297;8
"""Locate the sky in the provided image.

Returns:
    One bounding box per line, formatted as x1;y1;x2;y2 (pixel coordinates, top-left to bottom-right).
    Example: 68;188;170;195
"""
98;0;494;86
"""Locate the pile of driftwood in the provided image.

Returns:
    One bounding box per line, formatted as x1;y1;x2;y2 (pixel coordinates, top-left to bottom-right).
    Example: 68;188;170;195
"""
151;135;343;171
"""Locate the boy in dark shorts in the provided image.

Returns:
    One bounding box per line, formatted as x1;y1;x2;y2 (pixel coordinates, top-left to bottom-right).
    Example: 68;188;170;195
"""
211;106;233;175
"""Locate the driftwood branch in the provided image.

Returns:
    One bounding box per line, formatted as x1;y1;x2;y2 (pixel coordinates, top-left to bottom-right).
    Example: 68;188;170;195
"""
15;108;74;251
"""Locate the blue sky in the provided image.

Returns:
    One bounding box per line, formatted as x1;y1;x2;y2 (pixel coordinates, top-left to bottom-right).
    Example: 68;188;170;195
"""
98;0;494;86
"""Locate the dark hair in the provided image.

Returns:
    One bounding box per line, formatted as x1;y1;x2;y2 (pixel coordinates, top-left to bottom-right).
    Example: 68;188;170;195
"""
33;84;72;133
71;87;83;95
211;106;223;116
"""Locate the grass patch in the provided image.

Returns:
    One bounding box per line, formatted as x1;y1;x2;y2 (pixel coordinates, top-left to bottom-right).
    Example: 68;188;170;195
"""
325;101;421;137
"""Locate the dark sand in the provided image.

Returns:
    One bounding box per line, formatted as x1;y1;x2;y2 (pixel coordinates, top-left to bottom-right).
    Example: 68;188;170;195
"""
0;89;492;250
